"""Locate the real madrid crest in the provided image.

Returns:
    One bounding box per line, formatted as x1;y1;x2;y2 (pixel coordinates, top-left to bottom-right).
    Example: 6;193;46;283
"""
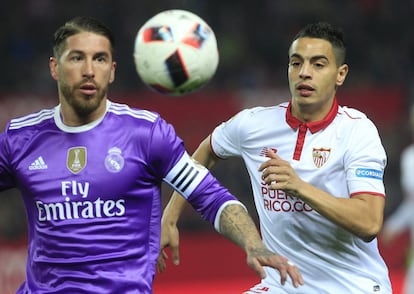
312;147;331;168
67;146;87;174
105;147;125;173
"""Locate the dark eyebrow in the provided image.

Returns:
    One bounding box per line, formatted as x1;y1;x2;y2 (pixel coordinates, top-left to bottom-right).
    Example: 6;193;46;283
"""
67;49;84;55
94;51;111;58
67;50;110;58
310;55;329;62
289;53;329;62
289;53;302;59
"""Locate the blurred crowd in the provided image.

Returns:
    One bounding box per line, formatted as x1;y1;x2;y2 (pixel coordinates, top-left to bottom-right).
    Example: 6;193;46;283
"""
1;0;413;94
0;0;413;239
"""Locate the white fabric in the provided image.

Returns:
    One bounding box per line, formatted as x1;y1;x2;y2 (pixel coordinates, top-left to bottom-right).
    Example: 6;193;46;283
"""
384;144;414;294
211;102;391;293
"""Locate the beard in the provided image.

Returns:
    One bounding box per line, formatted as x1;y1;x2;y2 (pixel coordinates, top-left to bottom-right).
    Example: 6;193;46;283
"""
59;80;107;117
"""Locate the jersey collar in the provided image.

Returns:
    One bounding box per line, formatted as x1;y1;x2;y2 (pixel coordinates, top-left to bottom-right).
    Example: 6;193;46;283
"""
54;100;111;133
285;98;339;133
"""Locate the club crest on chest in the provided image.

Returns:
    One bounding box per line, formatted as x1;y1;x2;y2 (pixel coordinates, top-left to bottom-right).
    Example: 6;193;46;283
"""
312;147;331;168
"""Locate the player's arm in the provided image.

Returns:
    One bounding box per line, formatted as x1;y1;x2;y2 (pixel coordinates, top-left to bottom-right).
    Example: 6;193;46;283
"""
260;150;384;242
382;191;414;243
159;135;218;268
160;138;303;286
216;202;303;287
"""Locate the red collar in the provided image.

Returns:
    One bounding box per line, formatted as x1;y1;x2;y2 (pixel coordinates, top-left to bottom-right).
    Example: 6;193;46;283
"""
285;98;339;133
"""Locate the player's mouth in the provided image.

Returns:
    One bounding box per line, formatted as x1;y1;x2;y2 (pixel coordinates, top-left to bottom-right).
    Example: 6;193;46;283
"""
296;83;314;97
79;83;97;96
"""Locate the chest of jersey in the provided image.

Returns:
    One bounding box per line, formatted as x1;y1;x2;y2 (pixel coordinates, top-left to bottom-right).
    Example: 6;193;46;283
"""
245;121;347;185
12;126;160;225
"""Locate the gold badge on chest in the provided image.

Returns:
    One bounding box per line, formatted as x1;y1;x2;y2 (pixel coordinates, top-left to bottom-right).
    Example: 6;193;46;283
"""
67;147;87;174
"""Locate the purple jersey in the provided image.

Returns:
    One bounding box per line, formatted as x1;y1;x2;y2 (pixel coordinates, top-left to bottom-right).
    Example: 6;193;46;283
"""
0;101;237;293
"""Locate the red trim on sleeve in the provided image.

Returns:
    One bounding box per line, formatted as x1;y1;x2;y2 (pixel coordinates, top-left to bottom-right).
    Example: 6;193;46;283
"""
209;135;225;160
350;192;385;198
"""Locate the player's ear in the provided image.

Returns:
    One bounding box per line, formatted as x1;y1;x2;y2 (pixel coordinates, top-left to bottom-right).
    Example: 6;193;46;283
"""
49;57;59;81
336;63;348;87
109;61;116;84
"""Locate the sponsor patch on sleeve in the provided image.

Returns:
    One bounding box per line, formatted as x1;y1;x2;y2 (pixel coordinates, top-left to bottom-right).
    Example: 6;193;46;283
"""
355;168;383;180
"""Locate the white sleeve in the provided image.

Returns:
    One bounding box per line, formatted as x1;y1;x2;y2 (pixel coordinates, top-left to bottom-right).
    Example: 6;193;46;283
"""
213;200;247;232
384;145;414;232
345;117;387;195
384;198;414;233
211;109;250;158
401;146;414;193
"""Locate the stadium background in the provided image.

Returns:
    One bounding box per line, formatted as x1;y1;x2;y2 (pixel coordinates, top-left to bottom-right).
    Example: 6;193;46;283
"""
0;0;412;293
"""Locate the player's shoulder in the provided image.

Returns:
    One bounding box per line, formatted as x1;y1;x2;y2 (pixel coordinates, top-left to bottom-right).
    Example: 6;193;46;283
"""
108;101;160;123
337;105;381;139
401;144;414;160
338;105;368;119
7;107;55;132
237;102;288;119
338;105;376;125
338;105;367;119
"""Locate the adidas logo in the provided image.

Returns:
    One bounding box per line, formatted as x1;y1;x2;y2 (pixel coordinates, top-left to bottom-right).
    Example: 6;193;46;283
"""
29;156;48;170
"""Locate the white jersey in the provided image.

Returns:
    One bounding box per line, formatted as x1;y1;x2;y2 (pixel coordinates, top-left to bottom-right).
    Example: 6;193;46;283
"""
384;144;414;294
211;100;392;293
386;145;414;236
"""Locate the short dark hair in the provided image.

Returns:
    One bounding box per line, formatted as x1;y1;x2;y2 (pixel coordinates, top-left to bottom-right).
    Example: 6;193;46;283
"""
292;22;346;66
52;16;115;58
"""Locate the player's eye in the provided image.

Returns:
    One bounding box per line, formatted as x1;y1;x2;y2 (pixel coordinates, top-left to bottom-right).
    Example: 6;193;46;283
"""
313;61;328;69
70;55;83;62
96;56;106;63
94;54;109;64
289;61;301;67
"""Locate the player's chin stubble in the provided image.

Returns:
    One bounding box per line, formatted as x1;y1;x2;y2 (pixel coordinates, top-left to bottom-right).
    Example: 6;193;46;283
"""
60;82;107;117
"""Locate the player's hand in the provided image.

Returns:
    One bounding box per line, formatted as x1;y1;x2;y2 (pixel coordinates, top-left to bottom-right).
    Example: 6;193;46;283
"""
246;245;304;288
258;149;302;193
157;219;180;273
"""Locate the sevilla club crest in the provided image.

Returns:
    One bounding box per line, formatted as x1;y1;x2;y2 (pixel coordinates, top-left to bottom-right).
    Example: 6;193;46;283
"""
312;148;331;168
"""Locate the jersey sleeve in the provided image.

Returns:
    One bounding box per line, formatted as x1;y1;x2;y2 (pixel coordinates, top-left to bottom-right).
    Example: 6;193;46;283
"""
344;116;387;197
210;109;250;158
400;146;414;194
164;151;241;228
149;117;241;227
383;145;414;232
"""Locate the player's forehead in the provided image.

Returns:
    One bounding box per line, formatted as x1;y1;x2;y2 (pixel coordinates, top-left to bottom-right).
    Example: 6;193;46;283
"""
63;32;112;56
289;37;334;61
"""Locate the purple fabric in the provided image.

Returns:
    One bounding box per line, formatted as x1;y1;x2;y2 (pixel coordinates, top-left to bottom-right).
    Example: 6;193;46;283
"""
0;102;236;293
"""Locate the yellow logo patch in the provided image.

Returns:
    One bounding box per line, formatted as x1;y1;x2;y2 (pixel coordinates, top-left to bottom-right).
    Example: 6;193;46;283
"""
67;147;87;174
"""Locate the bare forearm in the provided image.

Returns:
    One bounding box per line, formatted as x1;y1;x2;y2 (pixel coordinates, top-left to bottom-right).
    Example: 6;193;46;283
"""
294;181;384;241
260;152;385;242
192;135;218;169
219;203;264;251
162;191;187;225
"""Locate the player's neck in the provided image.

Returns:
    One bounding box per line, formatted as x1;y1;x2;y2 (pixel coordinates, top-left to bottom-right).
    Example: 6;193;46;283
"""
59;99;107;127
291;100;334;123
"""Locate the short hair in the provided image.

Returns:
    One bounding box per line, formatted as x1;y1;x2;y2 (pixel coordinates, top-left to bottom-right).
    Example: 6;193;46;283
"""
52;16;115;58
292;22;346;66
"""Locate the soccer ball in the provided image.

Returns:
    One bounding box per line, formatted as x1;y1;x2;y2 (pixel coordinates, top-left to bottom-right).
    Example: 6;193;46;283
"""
133;9;219;95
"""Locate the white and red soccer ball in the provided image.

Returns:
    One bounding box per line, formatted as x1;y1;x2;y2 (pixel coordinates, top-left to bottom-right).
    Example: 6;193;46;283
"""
133;9;219;95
